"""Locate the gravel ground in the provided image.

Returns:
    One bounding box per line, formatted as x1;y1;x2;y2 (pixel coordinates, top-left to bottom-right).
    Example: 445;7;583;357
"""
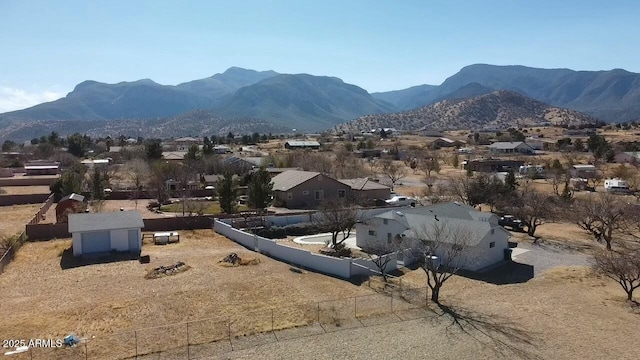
512;242;591;275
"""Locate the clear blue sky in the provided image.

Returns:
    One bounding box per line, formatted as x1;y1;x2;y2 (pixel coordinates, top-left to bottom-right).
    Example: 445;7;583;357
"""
1;0;639;112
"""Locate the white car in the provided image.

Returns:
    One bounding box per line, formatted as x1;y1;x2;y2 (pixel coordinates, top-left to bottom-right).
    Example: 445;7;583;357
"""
385;195;416;207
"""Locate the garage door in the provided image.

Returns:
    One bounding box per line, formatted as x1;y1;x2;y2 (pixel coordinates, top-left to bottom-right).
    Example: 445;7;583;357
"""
81;231;111;254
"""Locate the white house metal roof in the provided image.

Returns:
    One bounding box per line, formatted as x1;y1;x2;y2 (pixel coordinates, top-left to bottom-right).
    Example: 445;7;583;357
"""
68;211;144;233
488;141;531;150
285;140;320;147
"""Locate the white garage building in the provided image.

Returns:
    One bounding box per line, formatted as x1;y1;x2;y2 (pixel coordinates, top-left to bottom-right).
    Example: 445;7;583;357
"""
69;211;144;257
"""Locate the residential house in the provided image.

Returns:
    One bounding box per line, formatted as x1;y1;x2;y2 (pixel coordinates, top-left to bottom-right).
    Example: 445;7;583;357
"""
429;137;464;149
162;151;188;161
81;158;111;169
213;145;232;154
487;142;534;155
69;211;144;257
337;178;391;205
417;128;444;138
570;164;597;179
271;170;350;209
355;202;510;272
56;193;87;223
284;140;321;150
221;156;264;173
24;161;60;175
464;159;525;173
614;152;640;165
172;137;202;151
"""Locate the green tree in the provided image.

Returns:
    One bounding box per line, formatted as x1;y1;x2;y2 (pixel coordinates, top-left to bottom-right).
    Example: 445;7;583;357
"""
202;136;213;156
90;169;106;200
218;172;238;214
2;140;16;151
248;167;273;210
51;164;86;197
67;133;88;157
145;139;163;160
451;153;459;168
504;169;518;192
573;138;585;152
186;144;200;161
47;131;60;146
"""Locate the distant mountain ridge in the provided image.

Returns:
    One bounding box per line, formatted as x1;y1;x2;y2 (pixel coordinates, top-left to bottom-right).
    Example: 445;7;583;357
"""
373;64;640;122
334;90;598;133
2;63;640;141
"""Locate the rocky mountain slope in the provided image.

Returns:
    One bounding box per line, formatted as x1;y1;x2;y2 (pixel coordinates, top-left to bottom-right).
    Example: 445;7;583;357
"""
334;90;598;133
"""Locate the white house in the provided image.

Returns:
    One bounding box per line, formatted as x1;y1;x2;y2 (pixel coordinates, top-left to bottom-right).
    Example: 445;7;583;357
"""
355;203;510;272
488;142;534;154
68;211;144;257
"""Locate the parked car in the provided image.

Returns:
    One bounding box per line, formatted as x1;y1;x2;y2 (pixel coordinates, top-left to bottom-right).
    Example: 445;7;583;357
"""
385;195;416;207
499;215;525;231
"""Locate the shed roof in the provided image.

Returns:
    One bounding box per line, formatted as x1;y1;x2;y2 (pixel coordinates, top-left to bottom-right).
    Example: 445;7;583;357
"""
572;164;596;169
162;151;187;160
68;211;144;233
60;193;86;203
271;170;321;191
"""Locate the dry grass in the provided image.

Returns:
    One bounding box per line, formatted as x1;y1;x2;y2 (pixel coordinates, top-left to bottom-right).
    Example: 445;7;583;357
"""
0;204;40;239
0;186;51;195
0;229;373;355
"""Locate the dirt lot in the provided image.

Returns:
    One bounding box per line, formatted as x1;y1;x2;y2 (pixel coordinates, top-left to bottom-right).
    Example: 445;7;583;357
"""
0;204;40;239
0;230;372;345
0;186;51;195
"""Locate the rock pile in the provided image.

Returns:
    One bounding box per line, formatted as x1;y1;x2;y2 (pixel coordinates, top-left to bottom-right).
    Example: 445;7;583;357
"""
146;261;189;279
221;253;241;265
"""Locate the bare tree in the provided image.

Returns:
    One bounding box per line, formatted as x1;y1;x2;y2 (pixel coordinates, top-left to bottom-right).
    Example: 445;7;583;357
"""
410;221;474;303
375;158;407;190
505;186;556;240
127;159;150;209
441;175;473;205
362;236;398;281
593;246;640;301
312;199;358;251
420;149;440;178
572;192;626;250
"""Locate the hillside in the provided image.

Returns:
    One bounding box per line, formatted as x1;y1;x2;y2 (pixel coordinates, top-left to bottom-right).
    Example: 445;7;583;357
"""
214;74;397;131
0;110;291;141
333;90;598;133
176;67;279;101
375;64;640;122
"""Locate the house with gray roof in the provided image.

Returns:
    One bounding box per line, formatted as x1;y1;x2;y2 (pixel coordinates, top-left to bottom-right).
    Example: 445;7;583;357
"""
488;142;534;155
271;170;350;209
69;211;144;257
355;203;510;272
284;140;321;150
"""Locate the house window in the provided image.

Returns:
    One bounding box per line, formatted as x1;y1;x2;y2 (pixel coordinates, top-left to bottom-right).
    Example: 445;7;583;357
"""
383;219;388;225
314;190;324;201
368;230;376;236
490;241;495;248
337;189;346;198
287;192;293;200
387;233;392;244
302;190;309;195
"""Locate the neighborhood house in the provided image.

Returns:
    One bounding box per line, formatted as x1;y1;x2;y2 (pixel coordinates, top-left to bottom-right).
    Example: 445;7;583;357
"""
284;140;321;150
24;160;60;175
356;203;510;272
68;211;144;257
488;142;535;155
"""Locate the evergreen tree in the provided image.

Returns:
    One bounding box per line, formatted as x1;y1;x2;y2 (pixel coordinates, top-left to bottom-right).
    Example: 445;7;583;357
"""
186;144;199;161
145;139;163;160
218;172;238;214
504;169;518;192
248;167;274;210
91;169;106;200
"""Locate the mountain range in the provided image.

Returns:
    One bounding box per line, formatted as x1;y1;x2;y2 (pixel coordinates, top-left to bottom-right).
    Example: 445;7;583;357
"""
2;64;640;141
333;90;598;133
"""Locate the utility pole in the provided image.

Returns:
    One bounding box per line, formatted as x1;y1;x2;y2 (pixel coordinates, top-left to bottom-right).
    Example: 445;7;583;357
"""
182;187;186;216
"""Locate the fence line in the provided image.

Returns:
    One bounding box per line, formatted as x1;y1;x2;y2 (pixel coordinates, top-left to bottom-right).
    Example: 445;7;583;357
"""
27;193;55;225
23;283;430;360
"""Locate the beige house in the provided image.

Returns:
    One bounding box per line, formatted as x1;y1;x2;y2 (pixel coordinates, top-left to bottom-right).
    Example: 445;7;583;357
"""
271;170;350;209
338;178;391;205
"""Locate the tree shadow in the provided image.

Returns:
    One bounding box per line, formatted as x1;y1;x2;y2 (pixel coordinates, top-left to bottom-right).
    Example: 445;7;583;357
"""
457;261;534;285
428;302;542;360
59;247;142;269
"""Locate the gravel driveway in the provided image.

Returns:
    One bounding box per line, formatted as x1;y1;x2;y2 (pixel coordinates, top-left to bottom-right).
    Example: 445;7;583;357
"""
511;241;590;275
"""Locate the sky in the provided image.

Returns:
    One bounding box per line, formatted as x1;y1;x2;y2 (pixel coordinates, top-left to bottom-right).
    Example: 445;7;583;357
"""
1;0;639;112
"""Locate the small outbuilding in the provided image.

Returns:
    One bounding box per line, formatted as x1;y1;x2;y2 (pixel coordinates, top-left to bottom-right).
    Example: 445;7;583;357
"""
56;193;87;223
69;211;144;257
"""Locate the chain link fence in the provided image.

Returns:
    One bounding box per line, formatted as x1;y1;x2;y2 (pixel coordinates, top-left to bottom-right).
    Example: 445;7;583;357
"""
16;281;430;360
